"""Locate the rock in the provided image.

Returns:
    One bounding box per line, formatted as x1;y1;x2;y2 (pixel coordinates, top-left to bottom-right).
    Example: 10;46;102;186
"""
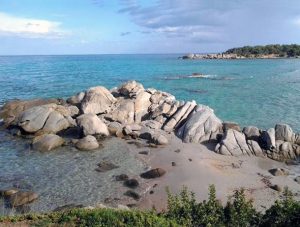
67;92;85;105
18;104;56;133
124;190;141;200
270;184;282;192
54;204;84;212
95;161;119;172
174;149;181;153
81;86;116;114
75;135;99;151
140;168;166;179
77;113;109;136
295;134;300;145
247;140;264;156
115;174;129;181
215;129;252;156
295;176;300;184
172;162;176;166
135;91;151;123
126;123;142;132
124;179;139;189
0;188;18;197
107;122;123;135
279;142;296;159
107;99;135;124
269;168;289;176
0;99;60;127
8;191;38;207
42;111;70;133
118;81;144;98
223;122;241;132
243;126;260;141
32;134;64;151
163;101;197;132
142;120;162;130
66;105;80;116
117;204;130;210
177;104;222;143
275;124;294;142
139;150;150;155
261;128;276;150
151;134;169;145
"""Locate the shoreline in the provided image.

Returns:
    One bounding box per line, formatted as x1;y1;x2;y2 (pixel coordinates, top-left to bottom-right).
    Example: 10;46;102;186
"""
0;80;299;215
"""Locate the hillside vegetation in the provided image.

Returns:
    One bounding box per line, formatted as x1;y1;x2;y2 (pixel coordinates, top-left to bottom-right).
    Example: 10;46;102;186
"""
224;44;300;57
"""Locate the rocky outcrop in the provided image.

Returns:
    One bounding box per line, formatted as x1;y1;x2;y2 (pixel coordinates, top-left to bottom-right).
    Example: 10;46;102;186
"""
32;134;64;151
7;191;38;207
0;80;299;162
77;113;109;136
177;105;222;143
81;86;116;114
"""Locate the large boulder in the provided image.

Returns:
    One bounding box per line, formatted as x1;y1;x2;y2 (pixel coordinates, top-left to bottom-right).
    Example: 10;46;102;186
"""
223;122;241;132
243;126;260;141
275;124;294;143
0;99;60;127
107;99;135;125
42;111;71;134
18;104;56;133
118;81;144;98
77;113;109;136
261;128;276;150
32;134;64;151
75;135;99;151
215;129;252;156
134;91;151;123
67;92;85;105
247;140;264;156
163;101;197;132
81;86;116;114
177;105;222;143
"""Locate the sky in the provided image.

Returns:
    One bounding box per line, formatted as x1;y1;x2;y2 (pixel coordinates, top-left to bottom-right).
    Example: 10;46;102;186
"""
1;0;300;55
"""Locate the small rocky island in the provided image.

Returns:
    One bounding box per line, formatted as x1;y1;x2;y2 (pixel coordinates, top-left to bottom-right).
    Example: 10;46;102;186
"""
181;44;300;59
0;81;299;211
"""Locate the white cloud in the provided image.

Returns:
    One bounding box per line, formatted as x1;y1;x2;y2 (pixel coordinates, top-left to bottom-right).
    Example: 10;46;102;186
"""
0;12;66;38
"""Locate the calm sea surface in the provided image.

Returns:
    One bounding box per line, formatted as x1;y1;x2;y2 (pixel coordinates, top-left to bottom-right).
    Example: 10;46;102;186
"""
0;54;299;131
0;54;299;214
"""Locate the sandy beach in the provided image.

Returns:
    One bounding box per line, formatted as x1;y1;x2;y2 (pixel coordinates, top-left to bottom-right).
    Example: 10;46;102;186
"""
126;134;300;212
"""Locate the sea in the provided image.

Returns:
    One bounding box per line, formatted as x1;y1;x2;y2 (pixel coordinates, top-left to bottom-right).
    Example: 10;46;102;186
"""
0;54;299;215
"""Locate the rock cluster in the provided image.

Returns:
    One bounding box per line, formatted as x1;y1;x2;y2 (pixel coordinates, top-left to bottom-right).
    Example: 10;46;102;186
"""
0;81;299;162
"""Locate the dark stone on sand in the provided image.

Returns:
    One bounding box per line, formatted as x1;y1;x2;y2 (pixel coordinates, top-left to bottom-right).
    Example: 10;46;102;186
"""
149;190;154;194
8;191;38;207
95;161;119;172
127;141;145;148
140;168;166;179
124;190;141;200
174;149;181;153
139;150;150;155
115;174;129;181
172;162;176;166
124;179;139;189
270;184;282;192
188;158;192;162
295;176;300;184
148;143;158;148
232;163;241;169
269;168;289;176
53;204;84;212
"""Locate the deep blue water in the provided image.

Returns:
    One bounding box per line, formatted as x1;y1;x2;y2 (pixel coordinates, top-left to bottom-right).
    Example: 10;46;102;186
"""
0;54;299;131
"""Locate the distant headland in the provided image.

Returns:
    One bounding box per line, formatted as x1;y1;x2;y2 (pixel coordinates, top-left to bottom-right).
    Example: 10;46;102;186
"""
181;44;300;59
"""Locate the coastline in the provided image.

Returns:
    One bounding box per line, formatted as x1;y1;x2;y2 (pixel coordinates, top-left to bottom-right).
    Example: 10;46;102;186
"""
0;80;299;216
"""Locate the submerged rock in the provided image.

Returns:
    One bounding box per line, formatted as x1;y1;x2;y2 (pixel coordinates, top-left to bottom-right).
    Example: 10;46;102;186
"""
8;191;38;207
32;134;64;151
95;161;119;172
75;135;99;151
124;179;139;189
124;190;141;200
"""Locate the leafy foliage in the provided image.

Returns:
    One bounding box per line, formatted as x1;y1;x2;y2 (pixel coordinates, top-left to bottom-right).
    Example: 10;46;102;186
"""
1;186;299;227
224;44;300;57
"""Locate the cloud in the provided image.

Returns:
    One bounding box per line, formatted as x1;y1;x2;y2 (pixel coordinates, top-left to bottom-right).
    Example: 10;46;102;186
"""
120;31;131;36
0;12;67;38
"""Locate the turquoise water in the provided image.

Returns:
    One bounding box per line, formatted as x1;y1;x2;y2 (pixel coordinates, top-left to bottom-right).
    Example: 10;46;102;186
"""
0;54;299;130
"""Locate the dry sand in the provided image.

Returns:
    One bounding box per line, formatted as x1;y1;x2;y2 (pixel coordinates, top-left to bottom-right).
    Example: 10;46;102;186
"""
127;134;300;212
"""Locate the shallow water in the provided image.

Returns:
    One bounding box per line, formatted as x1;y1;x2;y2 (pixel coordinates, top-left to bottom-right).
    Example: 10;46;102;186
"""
0;55;299;131
0;131;147;215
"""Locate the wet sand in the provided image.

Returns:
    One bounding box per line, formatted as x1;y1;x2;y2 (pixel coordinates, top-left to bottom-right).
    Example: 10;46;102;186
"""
133;134;300;212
